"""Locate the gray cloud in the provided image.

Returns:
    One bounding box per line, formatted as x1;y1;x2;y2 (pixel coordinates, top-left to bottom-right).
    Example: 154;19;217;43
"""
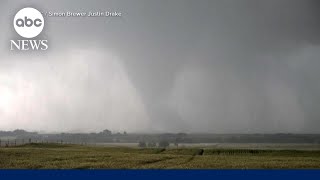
0;0;320;133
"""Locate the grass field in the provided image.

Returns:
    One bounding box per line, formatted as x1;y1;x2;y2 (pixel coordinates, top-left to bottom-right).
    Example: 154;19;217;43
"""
0;143;320;169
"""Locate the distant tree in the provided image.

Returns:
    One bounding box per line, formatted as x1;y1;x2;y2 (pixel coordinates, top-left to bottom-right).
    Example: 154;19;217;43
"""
116;132;121;136
100;129;112;135
138;141;147;148
123;131;127;135
147;142;156;148
158;140;170;148
13;129;27;135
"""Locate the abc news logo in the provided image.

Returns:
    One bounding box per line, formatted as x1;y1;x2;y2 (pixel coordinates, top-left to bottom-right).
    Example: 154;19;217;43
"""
16;16;43;28
10;7;48;51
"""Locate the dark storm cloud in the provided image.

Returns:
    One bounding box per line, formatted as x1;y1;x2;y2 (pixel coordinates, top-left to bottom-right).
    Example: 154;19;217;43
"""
0;0;320;133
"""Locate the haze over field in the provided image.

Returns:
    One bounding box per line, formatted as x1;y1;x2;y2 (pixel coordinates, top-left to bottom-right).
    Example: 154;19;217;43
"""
0;0;320;133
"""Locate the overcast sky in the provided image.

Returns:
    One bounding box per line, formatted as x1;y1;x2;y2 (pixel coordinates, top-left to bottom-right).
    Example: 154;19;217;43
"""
0;0;320;133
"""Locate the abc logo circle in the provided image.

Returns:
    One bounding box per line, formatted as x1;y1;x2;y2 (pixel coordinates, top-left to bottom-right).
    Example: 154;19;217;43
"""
13;7;44;38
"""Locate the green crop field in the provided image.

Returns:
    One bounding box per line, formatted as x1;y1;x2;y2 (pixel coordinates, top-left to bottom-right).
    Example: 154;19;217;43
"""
0;143;320;169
